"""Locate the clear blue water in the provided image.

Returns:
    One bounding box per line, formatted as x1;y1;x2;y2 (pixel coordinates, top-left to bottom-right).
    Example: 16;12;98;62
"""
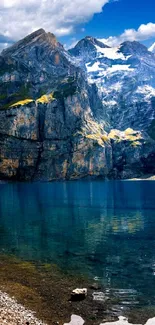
0;180;155;310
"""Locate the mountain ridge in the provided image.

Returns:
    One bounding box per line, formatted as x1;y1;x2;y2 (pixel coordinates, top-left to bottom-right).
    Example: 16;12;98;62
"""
1;29;64;57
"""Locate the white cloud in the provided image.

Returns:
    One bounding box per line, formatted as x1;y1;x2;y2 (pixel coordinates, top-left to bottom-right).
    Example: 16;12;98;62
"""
100;22;155;47
0;0;110;43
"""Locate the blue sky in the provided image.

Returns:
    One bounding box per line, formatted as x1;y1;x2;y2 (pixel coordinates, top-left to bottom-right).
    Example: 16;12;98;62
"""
60;0;155;48
0;0;155;51
87;0;155;40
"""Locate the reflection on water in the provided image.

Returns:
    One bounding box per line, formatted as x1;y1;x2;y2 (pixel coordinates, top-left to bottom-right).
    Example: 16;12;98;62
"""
0;180;155;310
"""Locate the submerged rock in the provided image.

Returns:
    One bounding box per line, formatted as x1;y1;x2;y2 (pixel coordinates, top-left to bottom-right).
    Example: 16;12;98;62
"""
90;283;101;290
92;291;107;302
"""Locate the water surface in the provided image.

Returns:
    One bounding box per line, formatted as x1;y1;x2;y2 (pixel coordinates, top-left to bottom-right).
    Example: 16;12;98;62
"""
0;180;155;313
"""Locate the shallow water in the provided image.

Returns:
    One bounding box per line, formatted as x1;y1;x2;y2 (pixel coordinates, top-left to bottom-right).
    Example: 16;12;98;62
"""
0;180;155;313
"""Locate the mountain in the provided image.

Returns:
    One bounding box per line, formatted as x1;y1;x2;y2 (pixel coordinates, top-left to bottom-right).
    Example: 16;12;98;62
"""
0;30;155;181
69;36;109;63
0;28;78;98
70;37;155;130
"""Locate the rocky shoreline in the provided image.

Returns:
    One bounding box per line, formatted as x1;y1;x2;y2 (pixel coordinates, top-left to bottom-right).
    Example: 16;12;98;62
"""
127;175;155;180
0;290;47;325
0;254;155;325
1;290;155;325
0;254;112;325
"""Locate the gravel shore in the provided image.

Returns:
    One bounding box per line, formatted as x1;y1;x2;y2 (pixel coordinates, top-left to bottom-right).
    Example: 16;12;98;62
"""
0;290;47;325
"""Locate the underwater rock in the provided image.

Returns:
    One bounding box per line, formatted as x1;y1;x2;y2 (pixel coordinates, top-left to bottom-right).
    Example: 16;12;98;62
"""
92;291;106;302
90;283;101;290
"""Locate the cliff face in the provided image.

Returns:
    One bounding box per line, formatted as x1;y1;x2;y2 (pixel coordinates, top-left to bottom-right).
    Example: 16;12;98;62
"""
0;30;155;181
0;93;112;181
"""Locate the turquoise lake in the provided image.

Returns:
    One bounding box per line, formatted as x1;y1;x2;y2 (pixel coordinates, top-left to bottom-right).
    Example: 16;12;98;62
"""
0;180;155;312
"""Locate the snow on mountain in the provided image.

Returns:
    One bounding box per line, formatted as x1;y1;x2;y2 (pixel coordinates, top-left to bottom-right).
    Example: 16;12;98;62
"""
95;43;131;60
149;42;155;53
86;61;134;79
107;64;134;73
69;36;109;64
136;85;155;101
86;61;103;73
69;37;155;132
84;39;135;84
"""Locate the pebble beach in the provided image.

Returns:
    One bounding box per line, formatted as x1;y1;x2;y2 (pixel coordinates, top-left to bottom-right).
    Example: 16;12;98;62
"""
0;291;47;325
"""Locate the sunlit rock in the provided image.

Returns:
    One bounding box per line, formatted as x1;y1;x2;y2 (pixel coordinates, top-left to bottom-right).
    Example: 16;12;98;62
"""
71;288;87;301
64;314;85;325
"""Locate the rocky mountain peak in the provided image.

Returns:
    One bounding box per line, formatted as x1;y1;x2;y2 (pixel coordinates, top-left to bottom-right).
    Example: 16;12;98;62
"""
0;28;80;107
1;29;45;56
71;36;109;52
69;36;109;63
119;41;150;56
1;29;63;58
84;36;109;48
36;31;64;50
22;28;46;41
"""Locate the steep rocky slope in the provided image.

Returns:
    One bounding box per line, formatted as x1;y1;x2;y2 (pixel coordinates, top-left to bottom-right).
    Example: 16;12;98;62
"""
0;30;155;181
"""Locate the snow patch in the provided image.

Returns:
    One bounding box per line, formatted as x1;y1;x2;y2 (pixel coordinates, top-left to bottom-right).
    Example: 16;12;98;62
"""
106;65;134;73
112;82;123;91
136;85;155;99
95;45;131;61
86;61;103;72
102;100;117;106
86;62;133;78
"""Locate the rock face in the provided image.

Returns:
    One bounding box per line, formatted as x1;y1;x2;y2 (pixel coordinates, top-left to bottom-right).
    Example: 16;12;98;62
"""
0;29;155;181
0;90;112;181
